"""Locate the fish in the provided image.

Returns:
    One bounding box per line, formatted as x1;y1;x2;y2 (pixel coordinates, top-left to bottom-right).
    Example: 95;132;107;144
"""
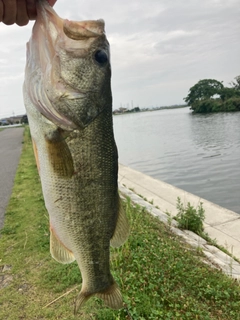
23;0;129;312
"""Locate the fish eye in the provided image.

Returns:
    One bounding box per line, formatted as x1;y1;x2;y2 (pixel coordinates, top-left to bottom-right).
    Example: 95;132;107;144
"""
94;50;108;65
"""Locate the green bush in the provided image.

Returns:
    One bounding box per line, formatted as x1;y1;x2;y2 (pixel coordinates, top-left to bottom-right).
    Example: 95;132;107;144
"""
175;197;205;234
191;96;240;113
223;97;240;111
191;99;221;113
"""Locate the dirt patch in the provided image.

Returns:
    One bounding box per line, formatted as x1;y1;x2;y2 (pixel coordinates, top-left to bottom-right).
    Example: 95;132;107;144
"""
0;274;13;289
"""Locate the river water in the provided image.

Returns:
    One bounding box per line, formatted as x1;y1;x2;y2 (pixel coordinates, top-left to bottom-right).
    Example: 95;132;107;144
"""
113;107;240;214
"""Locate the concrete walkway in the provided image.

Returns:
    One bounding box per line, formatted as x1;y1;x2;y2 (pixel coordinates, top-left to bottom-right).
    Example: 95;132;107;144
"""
0;127;24;229
118;164;240;279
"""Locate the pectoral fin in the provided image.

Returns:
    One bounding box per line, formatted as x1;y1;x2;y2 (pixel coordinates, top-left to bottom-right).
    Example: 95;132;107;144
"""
50;227;75;264
45;129;74;178
110;196;129;248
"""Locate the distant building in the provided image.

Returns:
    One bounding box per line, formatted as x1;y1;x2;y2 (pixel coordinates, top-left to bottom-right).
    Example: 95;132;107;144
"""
0;119;9;126
0;114;27;125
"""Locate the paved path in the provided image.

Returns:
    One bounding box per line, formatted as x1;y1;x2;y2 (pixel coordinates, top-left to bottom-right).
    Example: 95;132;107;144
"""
0;128;24;229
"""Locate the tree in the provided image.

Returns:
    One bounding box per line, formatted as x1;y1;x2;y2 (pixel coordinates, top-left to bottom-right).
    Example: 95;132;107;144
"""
185;77;240;113
230;75;240;90
184;79;224;106
21;114;28;124
219;87;240;101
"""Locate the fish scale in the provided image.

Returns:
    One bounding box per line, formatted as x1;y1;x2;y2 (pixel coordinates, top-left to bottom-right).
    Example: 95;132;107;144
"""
23;0;129;312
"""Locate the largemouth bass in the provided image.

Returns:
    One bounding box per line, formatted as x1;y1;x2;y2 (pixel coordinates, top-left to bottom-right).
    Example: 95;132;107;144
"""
23;0;129;312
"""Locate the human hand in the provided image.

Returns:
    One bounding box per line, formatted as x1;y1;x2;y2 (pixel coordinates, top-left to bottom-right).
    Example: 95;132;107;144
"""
0;0;57;26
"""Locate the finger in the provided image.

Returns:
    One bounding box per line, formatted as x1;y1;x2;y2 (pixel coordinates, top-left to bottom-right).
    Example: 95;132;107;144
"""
26;0;36;20
2;0;17;25
0;1;3;22
47;0;57;6
16;0;29;26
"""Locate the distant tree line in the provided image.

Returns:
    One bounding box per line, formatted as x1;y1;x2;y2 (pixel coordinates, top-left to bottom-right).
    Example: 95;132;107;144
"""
113;107;140;114
184;76;240;113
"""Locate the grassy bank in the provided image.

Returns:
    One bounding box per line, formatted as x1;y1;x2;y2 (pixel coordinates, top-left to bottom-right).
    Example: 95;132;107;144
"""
0;127;239;319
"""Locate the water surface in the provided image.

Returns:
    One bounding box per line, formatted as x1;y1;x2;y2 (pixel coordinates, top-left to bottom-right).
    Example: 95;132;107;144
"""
113;108;240;214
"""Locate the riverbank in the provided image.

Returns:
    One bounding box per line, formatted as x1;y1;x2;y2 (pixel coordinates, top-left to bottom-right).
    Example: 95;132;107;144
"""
0;127;239;319
118;164;240;261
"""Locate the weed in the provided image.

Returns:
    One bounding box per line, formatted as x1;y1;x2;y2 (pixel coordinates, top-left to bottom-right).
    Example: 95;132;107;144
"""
167;215;173;226
165;210;171;216
175;197;205;234
137;193;148;202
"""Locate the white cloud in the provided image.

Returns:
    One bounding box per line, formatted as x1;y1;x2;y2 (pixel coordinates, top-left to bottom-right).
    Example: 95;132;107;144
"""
0;0;239;117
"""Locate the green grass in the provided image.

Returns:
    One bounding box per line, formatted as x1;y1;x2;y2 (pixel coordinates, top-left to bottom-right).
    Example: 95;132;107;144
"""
0;127;240;319
0;125;23;130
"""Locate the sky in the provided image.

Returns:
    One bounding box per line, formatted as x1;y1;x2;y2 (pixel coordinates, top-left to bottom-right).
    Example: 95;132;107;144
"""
0;0;239;118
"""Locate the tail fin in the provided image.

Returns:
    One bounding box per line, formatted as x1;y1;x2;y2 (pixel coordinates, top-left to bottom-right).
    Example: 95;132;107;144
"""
74;282;123;314
96;282;123;309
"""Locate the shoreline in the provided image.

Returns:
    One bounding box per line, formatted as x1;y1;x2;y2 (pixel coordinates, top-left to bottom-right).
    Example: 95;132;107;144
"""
118;163;240;261
113;105;188;115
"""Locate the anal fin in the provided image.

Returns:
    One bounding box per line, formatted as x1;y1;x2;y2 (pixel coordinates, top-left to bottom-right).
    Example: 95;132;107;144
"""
50;227;75;264
110;195;130;248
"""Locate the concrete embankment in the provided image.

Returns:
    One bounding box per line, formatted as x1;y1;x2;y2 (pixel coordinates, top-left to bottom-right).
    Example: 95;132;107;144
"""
0;127;24;229
118;164;240;262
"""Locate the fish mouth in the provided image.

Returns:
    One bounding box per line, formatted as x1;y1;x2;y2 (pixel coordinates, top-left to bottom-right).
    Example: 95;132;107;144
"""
63;19;105;40
27;1;106;131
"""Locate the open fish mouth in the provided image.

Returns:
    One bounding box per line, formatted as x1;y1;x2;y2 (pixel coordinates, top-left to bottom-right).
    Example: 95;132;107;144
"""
25;0;109;131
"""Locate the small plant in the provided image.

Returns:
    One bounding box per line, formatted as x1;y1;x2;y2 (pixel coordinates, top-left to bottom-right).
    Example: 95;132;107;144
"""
167;214;173;226
175;197;205;235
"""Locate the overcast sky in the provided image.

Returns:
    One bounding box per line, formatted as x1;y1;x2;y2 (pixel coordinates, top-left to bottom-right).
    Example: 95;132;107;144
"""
0;0;239;118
